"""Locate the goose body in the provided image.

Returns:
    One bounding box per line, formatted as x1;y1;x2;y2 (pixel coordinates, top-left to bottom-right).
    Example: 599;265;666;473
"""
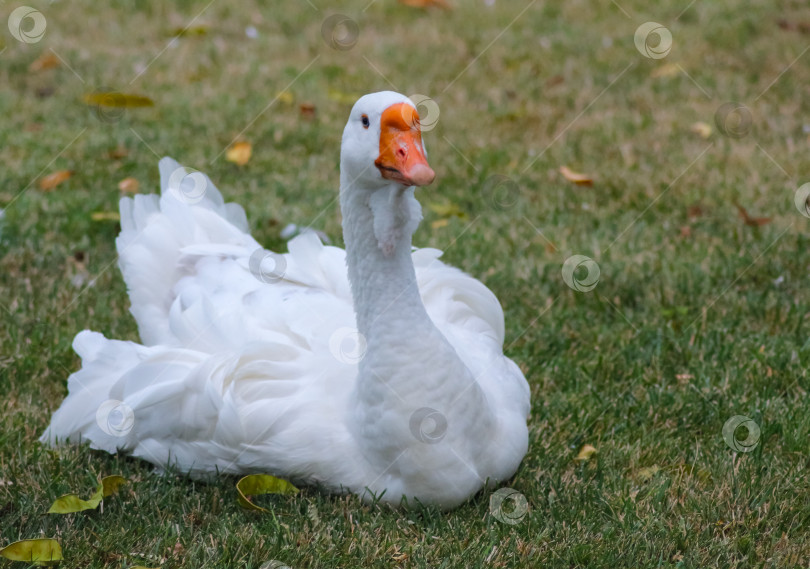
41;91;530;509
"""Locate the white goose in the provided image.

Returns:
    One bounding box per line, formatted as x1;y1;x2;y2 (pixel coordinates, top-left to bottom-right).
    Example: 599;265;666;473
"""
41;91;530;509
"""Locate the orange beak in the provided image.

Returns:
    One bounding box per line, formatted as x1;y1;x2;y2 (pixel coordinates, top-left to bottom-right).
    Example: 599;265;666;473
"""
375;103;435;187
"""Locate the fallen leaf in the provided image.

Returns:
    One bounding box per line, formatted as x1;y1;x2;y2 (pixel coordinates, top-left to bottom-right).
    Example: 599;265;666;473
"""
48;475;127;514
118;177;139;193
328;89;361;105
0;539;62;566
29;52;60;72
650;63;680;78
39;170;73;191
170;25;209;37
431;218;449;229
687;204;703;218
575;444;597;461
226;141;252;166
690;121;712;139
679;225;692;238
91;212;121;222
427;201;468;220
108;146;129;160
236;474;299;512
300;103;316;118
637;465;660;481
398;0;451;8
276;90;294;105
735;203;772;227
559;166;593;186
83;92;155;108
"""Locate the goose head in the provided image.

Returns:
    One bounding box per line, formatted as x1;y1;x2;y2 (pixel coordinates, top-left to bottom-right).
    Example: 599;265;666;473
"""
341;91;435;190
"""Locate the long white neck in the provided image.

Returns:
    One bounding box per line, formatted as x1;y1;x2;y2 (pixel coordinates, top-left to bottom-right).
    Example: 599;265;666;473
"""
340;169;493;478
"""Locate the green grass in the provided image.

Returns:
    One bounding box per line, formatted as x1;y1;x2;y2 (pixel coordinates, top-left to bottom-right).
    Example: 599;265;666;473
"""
2;0;810;567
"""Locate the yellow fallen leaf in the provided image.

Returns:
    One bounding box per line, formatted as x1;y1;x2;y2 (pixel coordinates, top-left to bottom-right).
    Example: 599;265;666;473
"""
83;92;155;108
118;177;139;193
559;166;593;186
236;474;299;512
90;212;121;222
690;122;712;139
328;89;361;105
637;465;660;481
39;170;73;191
0;539;62;566
276;90;294;105
29;52;60;72
431;218;449;229
575;444;597;461
650;63;680;78
427;201;468;220
48;475;127;514
170;25;209;37
226;141;252;166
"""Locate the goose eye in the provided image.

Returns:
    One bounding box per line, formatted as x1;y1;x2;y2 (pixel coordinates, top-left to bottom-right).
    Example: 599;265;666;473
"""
361;115;370;129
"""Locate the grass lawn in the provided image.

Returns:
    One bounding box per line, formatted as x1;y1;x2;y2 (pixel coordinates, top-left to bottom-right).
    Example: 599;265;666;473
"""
2;0;810;567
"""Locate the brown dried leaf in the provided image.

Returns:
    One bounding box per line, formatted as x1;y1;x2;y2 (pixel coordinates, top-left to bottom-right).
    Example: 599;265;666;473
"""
651;63;680;78
118;177;140;194
39;170;73;191
29;52;60;72
559;166;593;186
299;103;316;118
735;203;772;227
226;141;252;166
398;0;451;7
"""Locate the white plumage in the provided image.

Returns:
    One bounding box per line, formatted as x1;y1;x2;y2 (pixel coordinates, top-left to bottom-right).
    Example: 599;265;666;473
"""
41;91;530;509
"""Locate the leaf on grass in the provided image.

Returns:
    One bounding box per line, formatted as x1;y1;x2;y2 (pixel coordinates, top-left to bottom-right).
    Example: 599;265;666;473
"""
226;141;253;166
431;218;449;229
690;121;712;139
637;465;660;482
328;89;360;105
0;539;62;566
236;474;299;512
575;444;597;461
29;52;61;72
299;103;316;118
83;92;155;108
276;90;294;105
650;63;680;78
39;170;73;191
48;475;127;514
91;212;121;222
118;177;140;194
170;25;209;37
735;204;772;227
398;0;452;8
559;166;593;186
427;201;468;221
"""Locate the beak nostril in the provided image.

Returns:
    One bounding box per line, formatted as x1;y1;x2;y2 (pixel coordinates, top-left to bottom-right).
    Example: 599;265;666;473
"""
397;148;406;158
